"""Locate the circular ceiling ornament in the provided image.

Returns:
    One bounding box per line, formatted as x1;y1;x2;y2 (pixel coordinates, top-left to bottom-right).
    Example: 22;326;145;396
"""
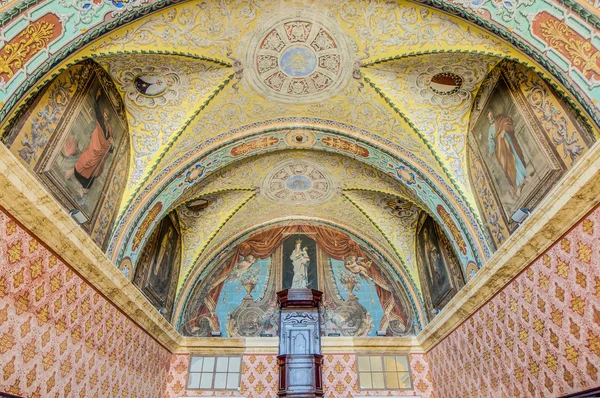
414;61;484;108
261;160;338;204
245;10;352;103
429;72;463;96
284;130;317;147
134;73;171;97
119;65;184;107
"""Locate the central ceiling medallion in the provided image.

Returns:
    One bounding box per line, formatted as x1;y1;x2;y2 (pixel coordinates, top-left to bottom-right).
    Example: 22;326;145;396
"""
245;10;352;103
280;46;317;77
262;160;338;205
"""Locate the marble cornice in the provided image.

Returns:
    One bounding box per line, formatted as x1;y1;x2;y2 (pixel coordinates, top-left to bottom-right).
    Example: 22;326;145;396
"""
176;336;423;355
321;337;423;354
176;337;248;355
417;140;600;351
0;144;182;352
2;137;600;355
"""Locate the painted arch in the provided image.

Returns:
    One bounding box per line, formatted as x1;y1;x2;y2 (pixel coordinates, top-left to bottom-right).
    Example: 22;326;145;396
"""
173;218;429;336
110;126;489;281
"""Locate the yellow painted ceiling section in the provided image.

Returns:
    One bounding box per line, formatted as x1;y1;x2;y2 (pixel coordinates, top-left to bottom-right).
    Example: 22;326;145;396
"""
96;54;231;189
364;53;501;202
154;77;443;182
175;189;255;287
66;0;534;212
343;190;422;291
78;0;517;65
28;0;559;223
176;150;420;293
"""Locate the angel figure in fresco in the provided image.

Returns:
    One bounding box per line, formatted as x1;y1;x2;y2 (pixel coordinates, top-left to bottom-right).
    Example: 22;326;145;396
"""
344;254;407;334
65;88;114;198
343;255;373;281
230;254;257;280
487;109;527;197
290;239;309;288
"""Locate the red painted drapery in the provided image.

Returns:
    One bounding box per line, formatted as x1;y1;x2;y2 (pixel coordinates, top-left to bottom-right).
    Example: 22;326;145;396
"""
187;225;407;334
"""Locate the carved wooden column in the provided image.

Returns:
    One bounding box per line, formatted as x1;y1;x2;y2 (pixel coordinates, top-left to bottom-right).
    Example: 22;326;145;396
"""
277;289;323;398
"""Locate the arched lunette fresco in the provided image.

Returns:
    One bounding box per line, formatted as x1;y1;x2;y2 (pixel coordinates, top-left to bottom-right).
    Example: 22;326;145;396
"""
111;124;489;282
0;0;599;131
172;216;428;334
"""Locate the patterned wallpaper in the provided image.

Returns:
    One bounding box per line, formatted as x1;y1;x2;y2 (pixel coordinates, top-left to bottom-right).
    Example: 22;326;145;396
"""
321;353;433;398
2;193;599;397
166;353;433;398
428;205;600;397
167;354;278;397
0;208;171;397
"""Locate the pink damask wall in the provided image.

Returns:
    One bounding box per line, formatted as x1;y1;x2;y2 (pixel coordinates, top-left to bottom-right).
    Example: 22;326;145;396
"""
321;353;433;398
167;354;279;397
5;202;598;398
0;209;171;397
428;206;600;397
166;353;432;398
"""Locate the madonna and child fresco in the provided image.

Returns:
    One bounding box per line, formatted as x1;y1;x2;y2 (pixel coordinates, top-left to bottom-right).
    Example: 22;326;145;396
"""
284;235;317;290
179;225;416;338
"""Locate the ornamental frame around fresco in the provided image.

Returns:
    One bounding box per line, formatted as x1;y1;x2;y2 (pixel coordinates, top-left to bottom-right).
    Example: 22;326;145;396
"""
178;224;417;338
415;212;464;318
467;62;591;250
32;61;128;240
133;210;182;321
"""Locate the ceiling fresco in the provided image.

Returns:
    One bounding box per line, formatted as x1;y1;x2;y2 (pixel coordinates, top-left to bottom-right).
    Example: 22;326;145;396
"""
96;54;231;185
343;190;422;290
175;189;255;280
1;0;600;331
193;195;403;284
364;53;500;192
113;131;489;297
173;219;427;335
136;150;422;295
126;60;445;202
1;0;598;128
